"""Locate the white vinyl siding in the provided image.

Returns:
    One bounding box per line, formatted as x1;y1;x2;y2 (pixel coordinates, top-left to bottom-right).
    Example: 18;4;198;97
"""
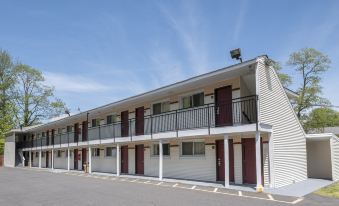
331;136;339;181
257;59;307;188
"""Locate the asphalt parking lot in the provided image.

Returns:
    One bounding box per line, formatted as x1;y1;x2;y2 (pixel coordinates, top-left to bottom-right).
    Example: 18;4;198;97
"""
0;167;338;206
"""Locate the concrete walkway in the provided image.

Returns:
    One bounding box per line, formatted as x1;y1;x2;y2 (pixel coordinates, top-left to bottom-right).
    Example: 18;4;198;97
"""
265;179;334;197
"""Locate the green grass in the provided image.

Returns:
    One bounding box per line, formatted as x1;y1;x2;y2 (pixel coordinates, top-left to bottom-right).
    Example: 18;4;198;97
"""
314;182;339;198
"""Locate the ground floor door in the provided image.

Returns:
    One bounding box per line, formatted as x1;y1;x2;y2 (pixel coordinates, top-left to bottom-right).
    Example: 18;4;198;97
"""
216;139;234;182
24;152;29;166
82;148;87;171
46;151;49;168
74;149;78;170
242;138;256;184
135;144;144;175
121;146;128;173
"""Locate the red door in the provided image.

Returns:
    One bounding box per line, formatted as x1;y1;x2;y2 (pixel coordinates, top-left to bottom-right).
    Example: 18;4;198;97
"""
135;107;144;136
82;148;87;171
51;130;55;145
82;121;88;141
121;111;129;137
215;86;233;126
74;149;78;170
135;144;144;174
46;151;49;168
216;139;234;182
242;138;256;184
121;146;128;173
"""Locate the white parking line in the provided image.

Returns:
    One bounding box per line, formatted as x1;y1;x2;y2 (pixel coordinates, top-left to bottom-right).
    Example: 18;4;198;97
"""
157;182;163;186
130;179;138;182
173;183;178;187
144;181;150;184
267;194;274;200
292;198;304;205
238;191;243;196
191;185;196;189
213;188;218;193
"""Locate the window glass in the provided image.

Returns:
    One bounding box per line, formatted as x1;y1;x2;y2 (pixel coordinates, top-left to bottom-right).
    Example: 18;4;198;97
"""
194;142;205;155
153;103;162;115
182;142;193;155
182;96;192;109
36;152;39;157
41;152;45;157
92;148;100;157
92;119;97;127
57;150;61;157
193;93;204;107
66;126;72;133
152;143;170;156
162;102;170;113
106;147;112;156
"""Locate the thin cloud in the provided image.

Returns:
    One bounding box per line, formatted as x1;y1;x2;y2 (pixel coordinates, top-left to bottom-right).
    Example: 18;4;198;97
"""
233;0;249;43
44;72;111;93
157;1;209;74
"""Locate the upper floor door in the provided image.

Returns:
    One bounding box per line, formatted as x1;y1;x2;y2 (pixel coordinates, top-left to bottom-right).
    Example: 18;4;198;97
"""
135;107;144;136
82;121;88;141
121;111;129;137
215;86;233;127
74;123;79;142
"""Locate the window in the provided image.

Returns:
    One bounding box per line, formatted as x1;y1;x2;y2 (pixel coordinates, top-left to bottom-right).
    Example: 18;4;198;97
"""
42;132;45;137
107;115;117;125
66;126;72;133
41;152;45;158
105;147;116;157
58;128;62;134
92;119;100;127
35;152;39;157
92;148;100;157
152;143;170;156
57;150;61;157
181;92;204;109
181;141;205;156
152;102;170;115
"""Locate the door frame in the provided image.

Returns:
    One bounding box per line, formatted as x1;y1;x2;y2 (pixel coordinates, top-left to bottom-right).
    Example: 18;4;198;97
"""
135;107;144;136
242;138;256;184
215;139;234;182
74;149;78;170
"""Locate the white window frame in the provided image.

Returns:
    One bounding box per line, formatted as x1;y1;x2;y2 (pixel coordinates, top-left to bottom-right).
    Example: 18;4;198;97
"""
179;90;205;109
180;140;205;157
151;98;171;115
151;143;170;157
57;150;62;158
92;148;100;157
105;147;116;157
106;113;118;125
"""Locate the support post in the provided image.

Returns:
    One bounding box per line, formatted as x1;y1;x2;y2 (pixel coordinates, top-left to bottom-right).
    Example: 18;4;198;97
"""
88;147;92;174
67;148;70;171
51;149;54;170
224;134;229;188
29;151;32;168
116;144;120;176
39;150;42;168
159;140;163;180
255;131;263;192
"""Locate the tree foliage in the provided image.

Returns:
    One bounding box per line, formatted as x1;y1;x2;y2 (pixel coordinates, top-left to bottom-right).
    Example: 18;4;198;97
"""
12;64;67;127
287;48;331;120
304;108;339;133
272;61;292;88
0;49;16;140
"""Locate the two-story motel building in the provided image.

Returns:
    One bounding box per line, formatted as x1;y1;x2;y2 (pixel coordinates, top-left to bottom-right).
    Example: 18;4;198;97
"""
4;55;339;191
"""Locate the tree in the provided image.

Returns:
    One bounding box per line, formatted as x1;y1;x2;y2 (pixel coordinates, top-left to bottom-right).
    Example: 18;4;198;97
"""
287;48;331;120
12;64;67;127
304;108;339;133
0;49;16;140
272;61;292;87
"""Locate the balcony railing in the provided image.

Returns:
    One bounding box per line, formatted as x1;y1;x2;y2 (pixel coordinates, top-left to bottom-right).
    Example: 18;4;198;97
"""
18;95;257;148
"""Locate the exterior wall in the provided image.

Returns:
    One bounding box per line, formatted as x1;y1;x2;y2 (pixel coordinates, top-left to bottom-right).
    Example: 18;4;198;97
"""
41;152;46;168
257;59;307;188
331;136;339;181
144;138;216;182
307;140;332;179
54;150;68;169
4;134;16;167
91;147;116;173
128;147;135;174
32;151;39;167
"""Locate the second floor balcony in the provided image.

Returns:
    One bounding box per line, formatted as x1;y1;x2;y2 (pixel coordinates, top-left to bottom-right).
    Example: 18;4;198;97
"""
20;95;258;148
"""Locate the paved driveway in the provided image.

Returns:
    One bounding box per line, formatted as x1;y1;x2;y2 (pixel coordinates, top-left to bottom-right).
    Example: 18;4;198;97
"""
0;167;338;206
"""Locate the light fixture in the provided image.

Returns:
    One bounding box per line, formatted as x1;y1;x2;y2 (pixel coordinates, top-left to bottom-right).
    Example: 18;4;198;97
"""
230;48;242;63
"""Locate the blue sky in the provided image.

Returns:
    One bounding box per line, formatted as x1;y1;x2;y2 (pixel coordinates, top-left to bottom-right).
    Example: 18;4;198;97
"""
1;0;338;112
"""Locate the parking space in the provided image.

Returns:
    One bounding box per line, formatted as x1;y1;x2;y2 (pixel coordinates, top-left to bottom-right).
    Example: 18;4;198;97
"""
1;167;339;206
